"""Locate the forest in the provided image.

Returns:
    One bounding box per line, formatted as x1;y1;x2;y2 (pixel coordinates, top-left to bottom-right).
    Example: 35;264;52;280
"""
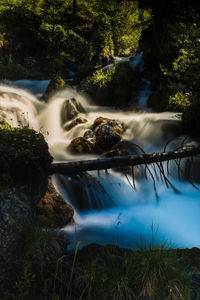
1;0;200;299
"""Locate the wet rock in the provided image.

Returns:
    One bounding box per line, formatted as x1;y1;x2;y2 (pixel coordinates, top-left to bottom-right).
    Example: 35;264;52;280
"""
36;180;74;227
95;124;122;151
92;116;124;134
61;98;85;123
64;117;88;131
45;76;66;96
69;117;124;154
93;117;124;151
69;137;94;153
83;129;97;148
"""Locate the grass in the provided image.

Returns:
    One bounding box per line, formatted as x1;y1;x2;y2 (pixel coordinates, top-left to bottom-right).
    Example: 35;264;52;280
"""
1;220;194;300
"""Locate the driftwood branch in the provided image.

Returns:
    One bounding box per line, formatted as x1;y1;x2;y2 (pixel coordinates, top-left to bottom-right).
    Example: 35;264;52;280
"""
49;146;200;176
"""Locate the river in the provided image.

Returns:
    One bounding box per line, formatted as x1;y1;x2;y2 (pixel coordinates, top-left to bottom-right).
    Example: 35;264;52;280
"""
0;55;200;250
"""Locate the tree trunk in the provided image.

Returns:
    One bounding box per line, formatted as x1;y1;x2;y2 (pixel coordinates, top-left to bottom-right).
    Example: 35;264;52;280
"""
73;0;77;15
49;146;200;176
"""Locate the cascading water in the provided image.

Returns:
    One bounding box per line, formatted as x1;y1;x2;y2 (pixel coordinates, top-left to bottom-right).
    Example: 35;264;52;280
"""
0;54;200;249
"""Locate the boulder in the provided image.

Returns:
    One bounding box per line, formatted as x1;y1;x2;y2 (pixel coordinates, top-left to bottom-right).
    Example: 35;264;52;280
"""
93;117;124;151
95;124;122;151
64;117;88;131
91;117;124;134
61;98;85;124
69;117;124;154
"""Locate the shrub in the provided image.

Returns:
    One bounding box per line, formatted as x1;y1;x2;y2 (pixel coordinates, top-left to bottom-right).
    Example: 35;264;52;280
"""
0;62;27;80
86;67;115;90
168;90;191;112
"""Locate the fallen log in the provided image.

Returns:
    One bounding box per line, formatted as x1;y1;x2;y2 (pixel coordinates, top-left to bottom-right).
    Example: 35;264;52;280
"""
49;146;200;176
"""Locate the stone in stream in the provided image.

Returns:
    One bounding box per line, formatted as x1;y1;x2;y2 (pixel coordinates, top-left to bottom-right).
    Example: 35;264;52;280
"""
45;76;66;97
69;136;95;153
69;117;124;154
61;97;85;124
64;117;88;131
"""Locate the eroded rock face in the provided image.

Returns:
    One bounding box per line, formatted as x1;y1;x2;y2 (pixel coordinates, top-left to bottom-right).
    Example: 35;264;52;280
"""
61;98;85;124
69;117;124;154
36;180;74;227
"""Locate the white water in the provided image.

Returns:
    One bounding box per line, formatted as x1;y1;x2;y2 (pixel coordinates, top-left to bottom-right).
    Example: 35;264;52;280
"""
0;56;200;249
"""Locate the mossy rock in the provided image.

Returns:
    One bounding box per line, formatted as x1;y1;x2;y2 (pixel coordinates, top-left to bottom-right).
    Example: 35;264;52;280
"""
45;75;66;96
0;123;53;200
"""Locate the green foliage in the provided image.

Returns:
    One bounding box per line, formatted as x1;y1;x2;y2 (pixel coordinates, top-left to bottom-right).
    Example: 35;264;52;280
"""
0;0;151;78
84;61;142;106
0;61;26;80
168;90;191;112
86;67;115;90
0;123;52;188
162;21;200;92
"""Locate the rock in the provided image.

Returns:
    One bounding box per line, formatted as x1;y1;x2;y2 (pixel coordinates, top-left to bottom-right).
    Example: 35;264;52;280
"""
84;129;96;140
69;117;124;154
61;98;85;123
64;117;88;131
36;180;74;227
95;124;122;150
69;137;94;153
93;117;124;151
45;76;66;96
92;117;124;133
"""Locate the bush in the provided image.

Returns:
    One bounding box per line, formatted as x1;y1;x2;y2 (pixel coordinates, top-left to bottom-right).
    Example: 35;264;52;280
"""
168;90;191;112
0;62;27;80
86;67;115;90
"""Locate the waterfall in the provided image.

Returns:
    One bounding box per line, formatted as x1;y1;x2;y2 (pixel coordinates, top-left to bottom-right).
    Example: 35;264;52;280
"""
0;55;200;250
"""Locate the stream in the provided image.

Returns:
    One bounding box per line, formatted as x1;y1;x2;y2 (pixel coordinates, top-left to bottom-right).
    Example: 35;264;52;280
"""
0;55;200;250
